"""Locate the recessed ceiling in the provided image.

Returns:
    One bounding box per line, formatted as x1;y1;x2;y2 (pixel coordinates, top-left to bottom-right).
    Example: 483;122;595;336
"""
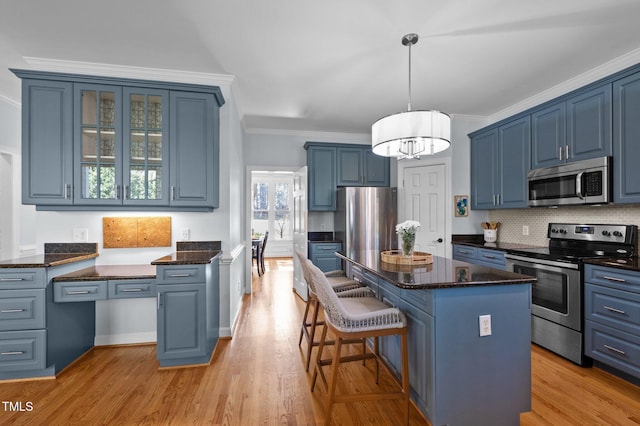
1;0;640;135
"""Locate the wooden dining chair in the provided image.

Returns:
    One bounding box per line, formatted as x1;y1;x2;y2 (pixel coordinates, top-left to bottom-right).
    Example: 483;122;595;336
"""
259;231;269;274
306;260;410;426
252;241;262;276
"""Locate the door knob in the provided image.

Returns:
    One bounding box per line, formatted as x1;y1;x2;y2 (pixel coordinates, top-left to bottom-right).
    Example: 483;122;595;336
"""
434;238;443;243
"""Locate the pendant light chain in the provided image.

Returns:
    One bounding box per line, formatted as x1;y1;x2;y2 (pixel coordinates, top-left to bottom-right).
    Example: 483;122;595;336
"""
407;39;412;112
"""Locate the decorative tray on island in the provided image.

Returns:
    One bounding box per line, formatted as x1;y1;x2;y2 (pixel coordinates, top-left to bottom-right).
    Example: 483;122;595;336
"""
380;250;433;265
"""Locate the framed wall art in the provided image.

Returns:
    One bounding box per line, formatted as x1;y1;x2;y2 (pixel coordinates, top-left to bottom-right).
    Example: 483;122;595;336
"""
454;195;469;217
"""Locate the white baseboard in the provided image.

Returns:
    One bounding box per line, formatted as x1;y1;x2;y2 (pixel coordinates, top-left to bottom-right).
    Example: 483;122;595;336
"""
95;332;156;346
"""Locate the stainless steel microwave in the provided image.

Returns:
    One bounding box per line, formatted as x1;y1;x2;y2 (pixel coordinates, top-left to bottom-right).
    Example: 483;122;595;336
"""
528;156;611;207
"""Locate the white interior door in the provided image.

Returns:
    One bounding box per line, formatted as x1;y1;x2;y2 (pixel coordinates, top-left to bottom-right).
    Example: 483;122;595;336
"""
403;164;447;257
292;166;308;301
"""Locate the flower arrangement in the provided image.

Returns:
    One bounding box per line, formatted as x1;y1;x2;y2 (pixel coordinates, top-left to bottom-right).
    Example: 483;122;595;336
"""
395;220;421;256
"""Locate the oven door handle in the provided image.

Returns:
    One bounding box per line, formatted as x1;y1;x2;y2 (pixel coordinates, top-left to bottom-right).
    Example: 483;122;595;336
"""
576;171;584;199
505;254;580;270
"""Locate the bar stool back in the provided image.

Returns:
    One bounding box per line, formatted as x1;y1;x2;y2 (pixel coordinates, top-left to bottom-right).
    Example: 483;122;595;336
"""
306;260;410;425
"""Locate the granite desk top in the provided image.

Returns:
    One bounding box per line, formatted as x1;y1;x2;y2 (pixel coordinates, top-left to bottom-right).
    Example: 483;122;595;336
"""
337;250;536;290
151;250;222;265
0;243;99;268
52;264;157;282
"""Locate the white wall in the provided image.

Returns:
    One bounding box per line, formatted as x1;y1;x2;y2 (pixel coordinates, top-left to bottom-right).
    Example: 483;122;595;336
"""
0;97;23;260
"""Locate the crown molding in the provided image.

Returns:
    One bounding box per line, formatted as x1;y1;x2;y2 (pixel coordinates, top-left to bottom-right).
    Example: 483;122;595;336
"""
488;48;640;123
0;93;20;108
22;57;235;87
244;126;371;142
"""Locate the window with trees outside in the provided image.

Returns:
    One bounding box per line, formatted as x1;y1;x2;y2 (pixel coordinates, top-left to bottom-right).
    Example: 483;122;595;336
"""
251;173;293;242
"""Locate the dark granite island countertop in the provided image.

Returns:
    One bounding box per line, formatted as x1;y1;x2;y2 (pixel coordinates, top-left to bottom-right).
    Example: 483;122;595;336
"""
0;243;99;268
336;249;534;426
336;249;535;289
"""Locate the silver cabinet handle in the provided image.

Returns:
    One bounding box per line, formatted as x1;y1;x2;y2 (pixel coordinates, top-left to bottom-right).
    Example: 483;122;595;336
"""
65;184;71;199
169;273;191;277
1;309;26;313
157;293;162;309
121;288;144;292
125;185;130;200
482;254;496;259
604;306;626;315
171;186;176;201
1;351;25;356
0;278;24;282
566;145;570;159
604;345;626;356
603;276;626;283
559;146;563;161
66;290;91;295
459;249;470;254
116;185;121;200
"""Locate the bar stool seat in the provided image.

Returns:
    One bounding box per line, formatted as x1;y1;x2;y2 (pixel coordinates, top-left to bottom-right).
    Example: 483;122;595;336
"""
306;260;410;426
295;250;369;371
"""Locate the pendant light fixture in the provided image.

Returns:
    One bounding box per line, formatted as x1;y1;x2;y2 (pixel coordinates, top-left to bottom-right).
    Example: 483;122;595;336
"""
372;33;451;159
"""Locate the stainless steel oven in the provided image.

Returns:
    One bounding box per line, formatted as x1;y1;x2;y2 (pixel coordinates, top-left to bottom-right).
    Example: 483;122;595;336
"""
505;223;637;366
506;254;584;364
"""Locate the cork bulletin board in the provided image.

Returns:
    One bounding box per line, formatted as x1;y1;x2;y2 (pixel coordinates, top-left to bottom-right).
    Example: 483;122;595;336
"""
103;216;172;248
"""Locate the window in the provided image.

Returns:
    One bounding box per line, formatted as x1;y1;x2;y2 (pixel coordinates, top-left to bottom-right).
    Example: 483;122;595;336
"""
252;174;293;241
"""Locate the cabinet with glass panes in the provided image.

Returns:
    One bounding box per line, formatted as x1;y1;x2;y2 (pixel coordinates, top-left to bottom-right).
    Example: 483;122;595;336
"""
12;69;224;210
74;85;169;206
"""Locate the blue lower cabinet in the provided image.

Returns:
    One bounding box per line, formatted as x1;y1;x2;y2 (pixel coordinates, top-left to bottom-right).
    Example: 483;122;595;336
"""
309;242;342;272
452;244;505;270
155;260;219;367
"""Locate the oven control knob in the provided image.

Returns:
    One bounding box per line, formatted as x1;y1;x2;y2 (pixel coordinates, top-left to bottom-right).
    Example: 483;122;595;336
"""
559;229;567;234
602;230;611;236
613;231;623;237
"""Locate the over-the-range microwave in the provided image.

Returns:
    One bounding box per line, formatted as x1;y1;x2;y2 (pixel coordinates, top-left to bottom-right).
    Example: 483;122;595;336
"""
527;156;611;207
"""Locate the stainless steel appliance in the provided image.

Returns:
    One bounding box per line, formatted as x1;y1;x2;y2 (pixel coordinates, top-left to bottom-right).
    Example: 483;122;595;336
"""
334;187;397;254
505;223;637;365
528;156;611;207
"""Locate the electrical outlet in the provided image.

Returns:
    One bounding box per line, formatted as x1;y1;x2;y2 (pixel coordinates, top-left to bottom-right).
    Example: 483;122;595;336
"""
479;314;492;337
72;228;88;242
522;225;530;236
180;228;190;241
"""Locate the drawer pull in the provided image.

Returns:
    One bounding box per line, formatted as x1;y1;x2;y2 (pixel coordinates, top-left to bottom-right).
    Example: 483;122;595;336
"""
1;351;25;356
603;275;626;283
1;309;26;313
169;273;191;277
459;250;470;254
482;254;496;259
604;345;626;356
66;290;91;295
0;278;24;282
121;288;144;292
603;306;626;315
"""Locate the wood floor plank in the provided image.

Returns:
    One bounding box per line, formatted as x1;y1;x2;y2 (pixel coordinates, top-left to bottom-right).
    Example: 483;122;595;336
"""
0;258;638;425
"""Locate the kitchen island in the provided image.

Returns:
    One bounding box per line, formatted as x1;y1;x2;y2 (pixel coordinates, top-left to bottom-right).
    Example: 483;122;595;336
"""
337;250;535;426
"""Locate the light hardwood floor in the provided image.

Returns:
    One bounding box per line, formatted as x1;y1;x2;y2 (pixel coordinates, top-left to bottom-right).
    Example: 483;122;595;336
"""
0;257;639;425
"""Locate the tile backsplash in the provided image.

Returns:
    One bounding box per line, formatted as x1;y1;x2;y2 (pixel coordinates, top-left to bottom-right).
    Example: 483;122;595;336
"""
489;205;640;247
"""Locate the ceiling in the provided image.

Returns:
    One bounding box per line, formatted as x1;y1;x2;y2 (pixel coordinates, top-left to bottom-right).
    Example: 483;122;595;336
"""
1;0;640;135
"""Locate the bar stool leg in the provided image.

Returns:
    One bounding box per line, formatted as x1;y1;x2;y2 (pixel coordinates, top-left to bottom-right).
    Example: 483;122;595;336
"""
324;335;343;426
401;331;410;426
305;297;321;371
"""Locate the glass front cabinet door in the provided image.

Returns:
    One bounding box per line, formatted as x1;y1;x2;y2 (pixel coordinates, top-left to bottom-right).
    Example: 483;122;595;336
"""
123;88;169;206
74;84;123;205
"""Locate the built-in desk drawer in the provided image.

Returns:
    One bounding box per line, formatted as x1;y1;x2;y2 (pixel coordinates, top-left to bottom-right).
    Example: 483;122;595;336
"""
54;281;107;302
0;269;45;290
0;289;45;331
156;265;205;284
109;279;156;299
0;329;46;372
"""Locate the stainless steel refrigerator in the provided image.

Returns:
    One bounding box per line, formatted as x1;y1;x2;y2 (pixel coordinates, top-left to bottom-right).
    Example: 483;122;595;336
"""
334;187;398;255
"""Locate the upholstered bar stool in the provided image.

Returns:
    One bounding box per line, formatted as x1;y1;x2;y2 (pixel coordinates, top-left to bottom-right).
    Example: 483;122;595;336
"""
295;250;368;371
307;260;410;426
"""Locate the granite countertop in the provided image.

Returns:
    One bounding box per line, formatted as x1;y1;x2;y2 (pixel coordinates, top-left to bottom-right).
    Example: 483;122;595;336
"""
151;241;222;266
53;264;157;282
151;249;222;265
0;243;99;269
337;250;536;290
584;257;640;272
453;240;546;252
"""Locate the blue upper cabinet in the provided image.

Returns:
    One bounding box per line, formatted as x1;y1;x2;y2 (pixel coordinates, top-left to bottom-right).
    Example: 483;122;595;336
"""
169;91;218;208
12;70;224;211
613;71;640;203
306;142;390;211
532;84;611;169
306;144;337;211
531;101;566;169
337;146;390;187
470;117;529;210
21;79;73;205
